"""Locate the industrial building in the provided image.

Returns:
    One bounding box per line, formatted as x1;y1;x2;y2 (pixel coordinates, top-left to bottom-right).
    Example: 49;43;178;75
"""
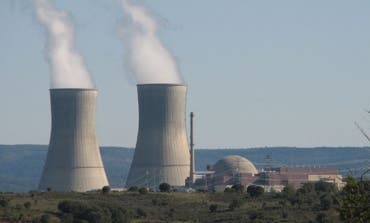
39;89;109;192
192;155;344;192
126;84;190;188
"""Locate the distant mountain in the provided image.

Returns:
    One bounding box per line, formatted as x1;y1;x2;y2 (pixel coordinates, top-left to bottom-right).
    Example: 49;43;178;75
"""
0;145;369;192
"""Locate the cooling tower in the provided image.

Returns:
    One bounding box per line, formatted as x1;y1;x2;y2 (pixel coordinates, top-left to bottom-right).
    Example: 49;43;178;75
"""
126;84;190;188
39;89;109;192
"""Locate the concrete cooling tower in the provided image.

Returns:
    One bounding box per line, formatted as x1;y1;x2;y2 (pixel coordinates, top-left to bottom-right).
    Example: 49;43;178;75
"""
39;89;109;192
126;84;190;188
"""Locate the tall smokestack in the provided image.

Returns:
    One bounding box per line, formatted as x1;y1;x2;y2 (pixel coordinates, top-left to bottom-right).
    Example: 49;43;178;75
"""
189;112;195;185
126;84;190;188
39;89;109;192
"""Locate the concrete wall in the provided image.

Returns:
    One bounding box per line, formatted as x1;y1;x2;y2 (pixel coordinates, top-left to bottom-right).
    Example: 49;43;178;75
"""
39;89;109;192
126;84;190;188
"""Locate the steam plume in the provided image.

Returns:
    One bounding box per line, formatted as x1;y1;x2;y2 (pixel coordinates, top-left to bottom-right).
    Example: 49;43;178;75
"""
34;0;95;89
121;0;183;84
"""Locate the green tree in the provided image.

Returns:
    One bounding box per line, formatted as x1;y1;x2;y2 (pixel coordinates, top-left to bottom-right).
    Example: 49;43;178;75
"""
231;184;245;193
320;194;333;210
24;201;32;209
316;212;329;223
0;199;9;208
282;184;296;196
128;186;139;192
159;183;171;192
209;204;218;213
340;177;370;223
229;199;243;211
138;187;148;194
247;185;264;197
315;181;336;193
102;186;111;194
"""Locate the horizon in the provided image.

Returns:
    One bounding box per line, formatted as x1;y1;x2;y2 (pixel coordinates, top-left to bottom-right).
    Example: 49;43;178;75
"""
0;144;369;150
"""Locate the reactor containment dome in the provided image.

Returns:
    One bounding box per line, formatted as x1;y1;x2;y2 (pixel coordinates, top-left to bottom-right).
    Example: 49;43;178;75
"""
214;155;258;176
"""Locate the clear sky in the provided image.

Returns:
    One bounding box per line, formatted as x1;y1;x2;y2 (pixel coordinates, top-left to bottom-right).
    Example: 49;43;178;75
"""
1;0;370;148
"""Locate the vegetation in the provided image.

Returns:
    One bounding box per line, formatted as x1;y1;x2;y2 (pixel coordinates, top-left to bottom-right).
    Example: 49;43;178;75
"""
246;185;264;197
101;186;111;194
0;178;368;222
158;183;171;193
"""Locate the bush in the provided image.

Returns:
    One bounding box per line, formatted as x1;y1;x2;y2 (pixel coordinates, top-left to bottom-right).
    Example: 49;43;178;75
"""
0;199;9;208
102;186;110;194
315;181;336;193
340;177;370;222
224;187;233;193
209;204;218;213
24;201;32;209
282;184;296;198
110;207;132;223
60;213;74;223
58;200;111;223
159;183;171;192
299;182;315;194
40;214;53;223
248;210;259;220
247;185;264;197
128;186;139;192
316;212;329;223
320;194;333;210
138;187;148;195
229;199;243;211
136;208;147;217
231;184;245;193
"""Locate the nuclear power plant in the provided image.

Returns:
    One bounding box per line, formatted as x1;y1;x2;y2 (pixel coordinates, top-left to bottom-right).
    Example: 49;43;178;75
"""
126;84;190;188
39;89;109;192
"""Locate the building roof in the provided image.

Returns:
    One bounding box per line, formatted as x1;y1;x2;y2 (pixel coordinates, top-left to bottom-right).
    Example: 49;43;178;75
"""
213;155;258;176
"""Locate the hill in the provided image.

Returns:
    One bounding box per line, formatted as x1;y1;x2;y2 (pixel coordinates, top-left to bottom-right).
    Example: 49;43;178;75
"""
0;145;369;192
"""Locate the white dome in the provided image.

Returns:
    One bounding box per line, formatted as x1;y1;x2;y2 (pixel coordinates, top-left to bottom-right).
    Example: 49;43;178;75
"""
214;155;258;176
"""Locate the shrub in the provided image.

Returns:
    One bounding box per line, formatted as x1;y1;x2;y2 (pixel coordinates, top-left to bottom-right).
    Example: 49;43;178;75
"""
282;184;296;198
224;187;233;193
247;185;264;197
248;210;258;220
110;207;132;223
209;204;218;213
159;183;171;193
151;199;158;205
136;208;147;217
320;194;333;210
231;184;245;193
40;214;53;223
299;182;315;194
58;200;111;223
24;201;32;209
0;199;9;208
315;181;336;193
128;186;139;192
102;186;111;194
229;199;243;211
138;187;148;195
60;213;74;223
316;212;329;223
340;177;370;222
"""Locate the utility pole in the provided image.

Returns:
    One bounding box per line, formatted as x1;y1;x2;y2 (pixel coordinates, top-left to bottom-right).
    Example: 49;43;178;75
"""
190;112;195;186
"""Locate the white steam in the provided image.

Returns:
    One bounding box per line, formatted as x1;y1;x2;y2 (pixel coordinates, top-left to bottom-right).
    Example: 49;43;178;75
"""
34;0;95;89
121;0;183;84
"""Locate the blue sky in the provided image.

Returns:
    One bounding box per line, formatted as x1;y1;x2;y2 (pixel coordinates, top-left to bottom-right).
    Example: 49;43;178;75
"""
1;0;370;148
